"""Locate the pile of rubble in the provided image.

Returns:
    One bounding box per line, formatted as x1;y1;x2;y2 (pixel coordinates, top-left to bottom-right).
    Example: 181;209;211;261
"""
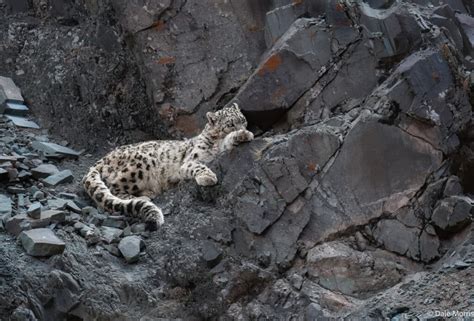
0;77;147;263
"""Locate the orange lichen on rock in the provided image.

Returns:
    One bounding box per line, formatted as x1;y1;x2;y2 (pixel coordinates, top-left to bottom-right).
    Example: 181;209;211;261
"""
158;56;176;65
257;54;283;76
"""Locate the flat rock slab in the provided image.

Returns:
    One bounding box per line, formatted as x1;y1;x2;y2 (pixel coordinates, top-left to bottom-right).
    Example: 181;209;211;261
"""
5;102;29;116
101;226;123;244
118;236;144;263
5;115;40;129
20;228;65;257
32;141;80;158
31;164;59;179
0;194;12;216
42;170;74;186
0;76;24;102
40;210;66;223
27;202;42;219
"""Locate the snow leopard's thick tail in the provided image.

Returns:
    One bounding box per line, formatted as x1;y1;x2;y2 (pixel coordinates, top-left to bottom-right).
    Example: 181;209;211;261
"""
82;166;164;230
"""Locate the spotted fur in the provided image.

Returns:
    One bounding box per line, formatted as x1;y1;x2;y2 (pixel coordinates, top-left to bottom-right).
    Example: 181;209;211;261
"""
82;103;253;229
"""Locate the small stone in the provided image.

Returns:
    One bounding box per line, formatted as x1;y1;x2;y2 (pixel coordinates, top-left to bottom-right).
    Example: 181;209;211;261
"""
123;225;132;237
0;194;12;216
118;236;144;263
19;228;65;257
5;115;40;129
40;210;66;223
58;192;78;200
103;216;126;229
33;191;45;200
17;193;26;207
103;244;121;257
18;170;32;179
31;164;59;179
305;303;326;321
81;206;98;216
0;76;24;102
47;198;68;209
7;168;18;181
4;102;29;116
454;260;470;270
27;202;42;219
65;200;81;213
289;273;304;290
42;170;74;187
7;186;26;194
201;241;223;268
100;226;123;244
32;141;80;158
73;222;86;230
67;213;81;222
86;212;107;226
5;214;31;236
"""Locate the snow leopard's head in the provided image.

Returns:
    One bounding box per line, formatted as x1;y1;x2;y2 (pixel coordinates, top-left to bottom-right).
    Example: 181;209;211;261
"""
206;103;248;137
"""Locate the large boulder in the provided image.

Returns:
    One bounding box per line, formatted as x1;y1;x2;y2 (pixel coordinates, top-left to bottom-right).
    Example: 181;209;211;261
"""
306;242;406;299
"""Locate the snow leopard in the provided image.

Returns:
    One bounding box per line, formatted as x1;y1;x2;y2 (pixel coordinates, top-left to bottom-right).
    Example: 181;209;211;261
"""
82;103;253;230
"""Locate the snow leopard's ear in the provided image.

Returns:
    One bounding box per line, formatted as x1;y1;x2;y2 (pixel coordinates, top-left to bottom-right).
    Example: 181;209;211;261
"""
206;112;217;125
232;103;240;110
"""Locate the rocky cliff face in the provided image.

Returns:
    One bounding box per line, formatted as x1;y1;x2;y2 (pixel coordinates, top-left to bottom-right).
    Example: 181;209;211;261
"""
1;0;474;320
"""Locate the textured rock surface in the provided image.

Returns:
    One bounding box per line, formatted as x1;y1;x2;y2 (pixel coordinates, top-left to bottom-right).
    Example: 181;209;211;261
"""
19;228;65;256
0;0;473;320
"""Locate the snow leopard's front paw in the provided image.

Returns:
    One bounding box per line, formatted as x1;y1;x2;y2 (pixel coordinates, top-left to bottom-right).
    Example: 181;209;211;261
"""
196;170;218;186
234;129;254;143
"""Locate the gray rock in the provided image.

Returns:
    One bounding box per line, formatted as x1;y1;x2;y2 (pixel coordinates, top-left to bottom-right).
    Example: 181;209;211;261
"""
40;210;66;223
358;2;421;58
444;176;463;197
201;241;223;268
0;194;12;217
0;76;24;102
31;164;59;179
42;170;74;186
10;306;38;321
4;102;29;116
100;226;123;244
305;302;328;321
19;228;65;257
431;196;472;233
5;115;40;129
7;186;26;194
103;216;127;229
419;229;441;262
103;244;121;257
5;214;31;236
302;118;442;245
27;202;42;219
33;191;45;200
58;192;78;200
264;3;307;47
307;242;405;298
456;13;474;55
118;235;144;263
232;17;358;127
374;219;420;259
32;141;80;159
